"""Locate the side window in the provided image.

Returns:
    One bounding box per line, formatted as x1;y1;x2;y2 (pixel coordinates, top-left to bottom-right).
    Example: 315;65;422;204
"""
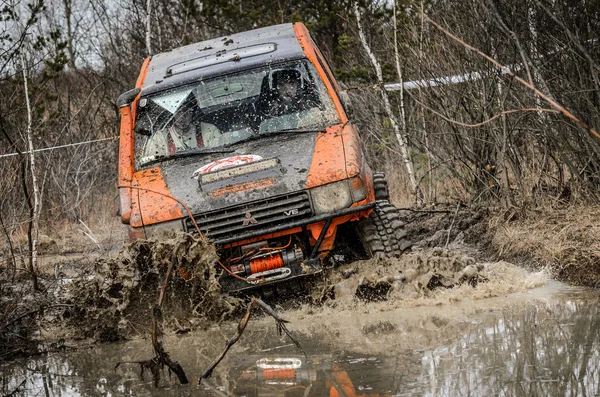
309;36;340;93
309;36;351;117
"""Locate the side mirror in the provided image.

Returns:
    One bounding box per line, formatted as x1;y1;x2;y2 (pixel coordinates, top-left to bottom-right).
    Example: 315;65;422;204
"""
134;120;152;136
340;91;354;118
116;88;141;108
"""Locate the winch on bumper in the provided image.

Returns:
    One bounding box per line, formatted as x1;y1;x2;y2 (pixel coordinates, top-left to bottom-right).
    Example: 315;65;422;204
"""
220;244;318;293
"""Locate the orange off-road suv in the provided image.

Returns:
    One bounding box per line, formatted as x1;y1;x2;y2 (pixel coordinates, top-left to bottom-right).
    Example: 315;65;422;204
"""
116;23;410;292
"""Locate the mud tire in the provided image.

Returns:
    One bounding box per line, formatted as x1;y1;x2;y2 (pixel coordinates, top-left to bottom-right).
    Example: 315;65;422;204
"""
357;200;411;257
373;172;390;201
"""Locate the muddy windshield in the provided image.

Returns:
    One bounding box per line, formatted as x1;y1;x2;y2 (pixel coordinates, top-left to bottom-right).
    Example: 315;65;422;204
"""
134;59;340;166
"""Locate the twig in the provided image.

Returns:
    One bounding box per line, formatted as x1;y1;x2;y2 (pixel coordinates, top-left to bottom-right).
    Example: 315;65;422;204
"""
303;384;313;397
260;343;295;352
1;304;75;330
198;303;253;381
411;95;559;127
151;259;188;385
254;298;304;354
3;379;27;397
395;207;455;214
445;202;461;248
77;219;100;248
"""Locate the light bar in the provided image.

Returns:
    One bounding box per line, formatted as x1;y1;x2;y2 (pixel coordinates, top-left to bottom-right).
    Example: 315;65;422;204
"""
167;43;277;77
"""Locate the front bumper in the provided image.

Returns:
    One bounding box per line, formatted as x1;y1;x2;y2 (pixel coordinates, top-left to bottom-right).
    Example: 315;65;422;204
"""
218;202;375;292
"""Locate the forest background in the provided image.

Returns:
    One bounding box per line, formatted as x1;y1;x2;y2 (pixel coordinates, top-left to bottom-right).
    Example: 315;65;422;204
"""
0;0;599;284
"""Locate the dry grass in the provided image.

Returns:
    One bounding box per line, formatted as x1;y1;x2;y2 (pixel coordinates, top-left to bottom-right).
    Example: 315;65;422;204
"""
489;203;600;287
1;195;127;278
383;159;470;207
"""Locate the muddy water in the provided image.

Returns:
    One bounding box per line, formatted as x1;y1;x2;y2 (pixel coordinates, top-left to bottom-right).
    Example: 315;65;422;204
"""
3;280;600;396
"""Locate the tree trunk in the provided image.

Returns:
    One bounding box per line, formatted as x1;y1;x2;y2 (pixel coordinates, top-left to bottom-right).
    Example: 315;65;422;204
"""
21;53;40;291
353;1;420;202
417;0;434;203
63;0;76;69
145;0;152;56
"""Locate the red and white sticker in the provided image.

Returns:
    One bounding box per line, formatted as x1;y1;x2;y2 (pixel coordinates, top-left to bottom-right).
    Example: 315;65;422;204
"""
192;155;263;179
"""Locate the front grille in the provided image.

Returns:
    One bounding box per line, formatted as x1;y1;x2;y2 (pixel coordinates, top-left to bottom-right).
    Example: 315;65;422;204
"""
185;191;313;242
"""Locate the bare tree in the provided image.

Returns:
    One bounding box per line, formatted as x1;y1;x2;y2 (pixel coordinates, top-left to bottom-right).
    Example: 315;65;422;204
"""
145;0;152;56
20;52;40;291
353;1;421;203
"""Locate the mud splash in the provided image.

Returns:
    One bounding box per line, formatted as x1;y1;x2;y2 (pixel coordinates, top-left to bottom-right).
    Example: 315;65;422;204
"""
2;228;548;368
323;248;548;308
56;238;548;343
56;233;243;342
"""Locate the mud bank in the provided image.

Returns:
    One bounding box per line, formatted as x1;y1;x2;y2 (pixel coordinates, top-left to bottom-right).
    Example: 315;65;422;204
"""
402;202;600;288
488;204;600;288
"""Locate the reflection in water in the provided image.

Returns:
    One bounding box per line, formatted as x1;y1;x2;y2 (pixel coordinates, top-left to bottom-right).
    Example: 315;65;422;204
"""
3;285;600;396
228;354;394;396
424;298;600;397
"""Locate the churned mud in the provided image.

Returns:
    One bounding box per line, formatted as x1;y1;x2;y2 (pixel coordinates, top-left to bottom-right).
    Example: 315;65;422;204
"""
1;204;553;367
323;250;548;308
58;234;245;342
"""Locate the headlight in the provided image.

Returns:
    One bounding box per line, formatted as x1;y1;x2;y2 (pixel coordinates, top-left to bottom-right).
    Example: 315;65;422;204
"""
311;180;352;214
310;176;367;215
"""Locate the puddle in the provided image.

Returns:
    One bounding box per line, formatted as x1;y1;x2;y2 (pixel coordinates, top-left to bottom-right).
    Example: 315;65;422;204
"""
3;280;600;396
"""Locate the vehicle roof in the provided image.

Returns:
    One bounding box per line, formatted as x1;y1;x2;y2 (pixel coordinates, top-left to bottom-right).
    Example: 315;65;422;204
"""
141;23;306;96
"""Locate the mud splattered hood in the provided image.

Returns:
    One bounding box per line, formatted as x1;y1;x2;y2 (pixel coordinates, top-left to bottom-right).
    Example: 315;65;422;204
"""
158;131;321;215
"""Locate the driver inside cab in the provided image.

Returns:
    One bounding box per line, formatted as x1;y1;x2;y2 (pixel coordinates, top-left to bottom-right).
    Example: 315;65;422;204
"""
255;69;321;133
266;69;305;117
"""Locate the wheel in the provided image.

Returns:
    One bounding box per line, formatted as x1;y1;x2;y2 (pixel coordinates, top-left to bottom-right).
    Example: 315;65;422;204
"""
356;200;412;257
373;172;390;201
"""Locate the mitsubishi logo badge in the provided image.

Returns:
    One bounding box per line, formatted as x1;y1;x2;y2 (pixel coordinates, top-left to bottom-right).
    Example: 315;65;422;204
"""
243;211;257;226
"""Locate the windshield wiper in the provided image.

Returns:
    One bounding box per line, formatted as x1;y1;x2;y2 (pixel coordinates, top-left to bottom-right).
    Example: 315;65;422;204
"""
270;127;323;134
224;128;321;148
140;146;235;166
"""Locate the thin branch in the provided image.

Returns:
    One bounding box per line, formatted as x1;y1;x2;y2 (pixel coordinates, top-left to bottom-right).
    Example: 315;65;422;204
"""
3;379;27;397
417;101;559;128
116;259;189;386
198;301;253;381
425;16;600;141
445;202;461;248
145;0;152;56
